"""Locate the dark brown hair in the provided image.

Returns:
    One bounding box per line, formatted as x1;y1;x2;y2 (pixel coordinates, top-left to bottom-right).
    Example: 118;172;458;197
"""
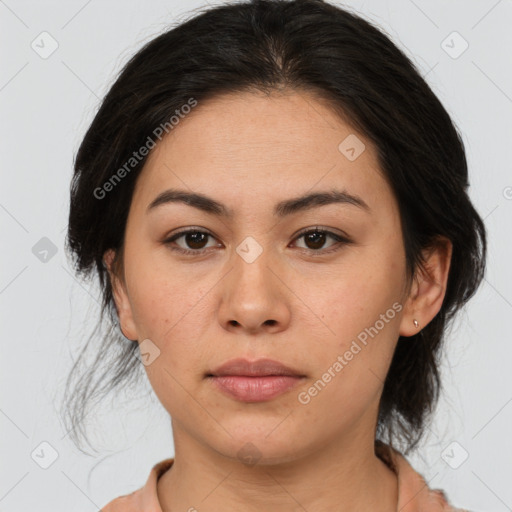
62;0;487;455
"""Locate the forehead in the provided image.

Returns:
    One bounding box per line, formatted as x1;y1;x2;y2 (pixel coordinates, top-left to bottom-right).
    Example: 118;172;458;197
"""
131;90;395;218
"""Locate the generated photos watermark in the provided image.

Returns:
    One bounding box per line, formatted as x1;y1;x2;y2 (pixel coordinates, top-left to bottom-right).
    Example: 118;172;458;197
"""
93;97;198;200
297;301;403;405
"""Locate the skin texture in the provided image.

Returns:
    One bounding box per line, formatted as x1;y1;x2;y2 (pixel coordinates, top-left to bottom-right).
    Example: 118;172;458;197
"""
104;90;452;512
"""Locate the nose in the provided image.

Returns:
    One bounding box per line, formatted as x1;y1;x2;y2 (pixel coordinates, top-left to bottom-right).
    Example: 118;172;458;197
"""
217;248;291;335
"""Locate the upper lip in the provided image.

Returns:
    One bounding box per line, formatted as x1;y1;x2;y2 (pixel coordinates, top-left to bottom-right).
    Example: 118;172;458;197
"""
207;358;305;377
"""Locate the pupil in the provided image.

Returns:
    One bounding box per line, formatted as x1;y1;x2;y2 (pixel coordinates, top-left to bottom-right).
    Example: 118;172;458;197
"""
306;231;325;249
187;232;207;249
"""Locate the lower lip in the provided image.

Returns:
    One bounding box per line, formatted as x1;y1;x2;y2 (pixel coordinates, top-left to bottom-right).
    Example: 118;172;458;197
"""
208;375;304;402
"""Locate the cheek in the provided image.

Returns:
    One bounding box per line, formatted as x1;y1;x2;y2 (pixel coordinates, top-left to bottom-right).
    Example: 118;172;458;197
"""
127;257;208;338
129;270;211;415
301;252;403;391
299;300;400;432
298;261;399;343
128;265;216;381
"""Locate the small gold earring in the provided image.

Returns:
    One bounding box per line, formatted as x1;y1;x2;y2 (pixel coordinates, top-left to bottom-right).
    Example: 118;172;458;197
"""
413;319;419;328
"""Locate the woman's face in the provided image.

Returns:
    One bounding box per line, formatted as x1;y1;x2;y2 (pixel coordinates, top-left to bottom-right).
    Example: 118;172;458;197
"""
106;90;418;464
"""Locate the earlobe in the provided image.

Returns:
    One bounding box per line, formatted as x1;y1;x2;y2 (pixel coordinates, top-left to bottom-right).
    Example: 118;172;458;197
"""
398;237;452;338
103;249;138;342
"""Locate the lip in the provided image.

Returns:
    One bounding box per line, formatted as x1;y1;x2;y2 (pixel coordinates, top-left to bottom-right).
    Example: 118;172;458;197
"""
206;358;306;402
207;357;305;378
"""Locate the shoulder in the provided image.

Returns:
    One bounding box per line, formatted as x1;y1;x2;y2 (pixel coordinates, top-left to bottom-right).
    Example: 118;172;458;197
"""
100;489;142;512
100;458;174;512
376;441;472;512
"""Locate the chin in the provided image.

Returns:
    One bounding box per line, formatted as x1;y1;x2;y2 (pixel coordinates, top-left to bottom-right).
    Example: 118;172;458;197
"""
207;423;307;466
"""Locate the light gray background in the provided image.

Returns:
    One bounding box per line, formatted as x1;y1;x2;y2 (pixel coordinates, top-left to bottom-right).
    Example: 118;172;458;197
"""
1;1;511;511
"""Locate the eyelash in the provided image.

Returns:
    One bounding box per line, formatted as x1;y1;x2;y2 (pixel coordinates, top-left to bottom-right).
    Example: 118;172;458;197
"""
163;226;353;257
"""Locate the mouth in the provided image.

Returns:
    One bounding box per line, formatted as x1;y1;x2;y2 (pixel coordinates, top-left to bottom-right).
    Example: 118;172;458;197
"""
205;358;306;402
206;357;306;378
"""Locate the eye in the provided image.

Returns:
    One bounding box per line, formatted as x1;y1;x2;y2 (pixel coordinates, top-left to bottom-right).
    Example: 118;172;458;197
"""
163;227;220;255
291;226;353;254
163;226;353;256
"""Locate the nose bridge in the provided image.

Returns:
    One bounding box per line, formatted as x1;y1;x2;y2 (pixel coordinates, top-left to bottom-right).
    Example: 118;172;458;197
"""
218;234;290;333
231;234;275;298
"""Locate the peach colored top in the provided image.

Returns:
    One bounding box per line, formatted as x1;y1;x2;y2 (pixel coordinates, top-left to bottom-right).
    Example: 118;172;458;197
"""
100;443;471;511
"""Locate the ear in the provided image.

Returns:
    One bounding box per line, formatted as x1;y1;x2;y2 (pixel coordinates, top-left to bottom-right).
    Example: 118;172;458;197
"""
103;249;138;342
399;236;453;337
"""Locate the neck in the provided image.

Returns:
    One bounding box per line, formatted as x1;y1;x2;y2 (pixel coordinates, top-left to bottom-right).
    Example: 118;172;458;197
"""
157;423;398;512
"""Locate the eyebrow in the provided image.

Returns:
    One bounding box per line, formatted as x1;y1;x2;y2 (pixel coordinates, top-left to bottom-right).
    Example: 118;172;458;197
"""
146;188;370;217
